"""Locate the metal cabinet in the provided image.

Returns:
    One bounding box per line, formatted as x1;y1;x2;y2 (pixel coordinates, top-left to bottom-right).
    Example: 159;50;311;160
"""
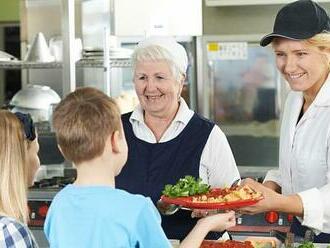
196;34;289;168
15;0;132;98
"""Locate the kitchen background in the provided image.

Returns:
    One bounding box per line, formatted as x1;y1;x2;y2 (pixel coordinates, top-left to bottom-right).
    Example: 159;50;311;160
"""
1;0;330;247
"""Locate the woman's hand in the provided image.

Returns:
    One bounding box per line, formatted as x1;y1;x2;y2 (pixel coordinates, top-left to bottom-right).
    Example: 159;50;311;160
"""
237;178;283;215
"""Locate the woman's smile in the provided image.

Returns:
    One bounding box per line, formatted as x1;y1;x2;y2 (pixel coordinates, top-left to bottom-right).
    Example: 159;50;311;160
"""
134;60;183;118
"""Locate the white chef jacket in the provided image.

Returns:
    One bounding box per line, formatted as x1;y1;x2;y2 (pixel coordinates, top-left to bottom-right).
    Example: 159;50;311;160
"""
129;98;240;188
265;74;330;233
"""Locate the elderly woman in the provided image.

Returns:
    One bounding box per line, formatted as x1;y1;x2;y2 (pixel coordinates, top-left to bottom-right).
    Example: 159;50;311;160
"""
239;0;330;243
116;36;240;240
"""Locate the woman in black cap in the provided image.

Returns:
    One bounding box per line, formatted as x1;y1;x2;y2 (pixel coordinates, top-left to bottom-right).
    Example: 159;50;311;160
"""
238;0;330;243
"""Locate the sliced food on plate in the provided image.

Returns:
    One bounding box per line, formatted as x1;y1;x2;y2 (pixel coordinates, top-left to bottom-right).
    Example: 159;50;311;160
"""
161;176;263;210
192;185;262;203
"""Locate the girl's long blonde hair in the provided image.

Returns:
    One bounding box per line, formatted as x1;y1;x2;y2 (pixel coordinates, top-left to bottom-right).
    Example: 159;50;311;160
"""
0;110;29;223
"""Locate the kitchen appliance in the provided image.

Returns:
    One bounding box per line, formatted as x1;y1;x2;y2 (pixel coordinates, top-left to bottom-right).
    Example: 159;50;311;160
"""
28;171;76;247
29;174;76;228
10;84;64;166
10;84;61;123
197;34;286;171
197;35;289;237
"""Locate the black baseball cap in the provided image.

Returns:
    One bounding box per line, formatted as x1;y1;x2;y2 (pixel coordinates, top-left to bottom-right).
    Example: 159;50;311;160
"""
260;0;330;47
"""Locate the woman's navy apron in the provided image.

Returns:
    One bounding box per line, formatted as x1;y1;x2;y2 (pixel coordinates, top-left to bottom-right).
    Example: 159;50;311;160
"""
116;112;221;240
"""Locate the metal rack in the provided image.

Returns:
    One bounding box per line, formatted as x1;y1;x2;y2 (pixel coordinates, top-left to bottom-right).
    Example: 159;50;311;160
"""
77;58;131;68
0;59;131;69
0;61;62;69
17;0;128;97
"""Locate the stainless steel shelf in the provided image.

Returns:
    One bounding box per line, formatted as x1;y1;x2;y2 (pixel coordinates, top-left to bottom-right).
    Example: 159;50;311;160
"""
0;61;62;69
0;58;132;69
76;58;132;68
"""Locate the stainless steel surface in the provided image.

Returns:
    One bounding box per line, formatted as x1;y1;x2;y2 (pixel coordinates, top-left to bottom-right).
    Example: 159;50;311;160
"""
0;59;132;69
231;178;241;187
28;188;59;201
157;200;180;215
208;59;215;121
24;32;54;62
197;35;284;168
61;0;75;96
196;36;208;117
104;27;111;95
77;58;132;68
197;34;269;118
30;228;49;248
0;61;62;69
156;200;191;216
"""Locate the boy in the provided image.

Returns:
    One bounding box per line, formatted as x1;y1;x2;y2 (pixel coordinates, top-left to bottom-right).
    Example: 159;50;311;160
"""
44;87;235;247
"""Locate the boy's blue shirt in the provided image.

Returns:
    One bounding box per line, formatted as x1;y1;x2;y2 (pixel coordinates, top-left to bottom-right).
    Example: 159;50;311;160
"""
44;184;171;248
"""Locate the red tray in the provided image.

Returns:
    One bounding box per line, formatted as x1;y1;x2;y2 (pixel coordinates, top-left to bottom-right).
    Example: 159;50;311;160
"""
200;240;254;248
161;188;263;210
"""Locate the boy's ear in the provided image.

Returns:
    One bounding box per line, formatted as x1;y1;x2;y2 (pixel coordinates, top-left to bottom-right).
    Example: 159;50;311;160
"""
111;130;121;153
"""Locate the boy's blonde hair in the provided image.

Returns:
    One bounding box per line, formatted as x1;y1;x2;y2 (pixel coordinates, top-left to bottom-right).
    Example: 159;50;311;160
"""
53;87;121;164
0;110;29;223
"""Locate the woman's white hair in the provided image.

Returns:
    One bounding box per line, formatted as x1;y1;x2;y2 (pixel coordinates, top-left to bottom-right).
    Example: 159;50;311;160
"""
131;36;188;82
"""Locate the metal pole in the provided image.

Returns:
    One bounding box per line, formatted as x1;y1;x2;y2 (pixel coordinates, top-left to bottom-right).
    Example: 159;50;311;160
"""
103;27;110;95
61;0;75;96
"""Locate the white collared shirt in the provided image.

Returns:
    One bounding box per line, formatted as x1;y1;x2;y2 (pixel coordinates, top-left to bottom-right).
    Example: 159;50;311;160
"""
265;74;330;233
129;98;240;188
